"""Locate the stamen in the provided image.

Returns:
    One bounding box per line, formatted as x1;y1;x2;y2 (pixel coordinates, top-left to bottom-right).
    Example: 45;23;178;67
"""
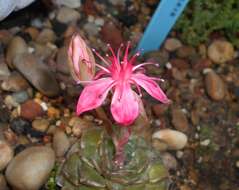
128;52;140;65
107;44;120;70
92;48;110;66
95;63;111;73
132;62;159;71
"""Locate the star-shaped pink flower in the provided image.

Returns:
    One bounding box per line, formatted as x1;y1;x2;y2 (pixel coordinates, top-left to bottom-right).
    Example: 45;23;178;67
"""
69;34;170;126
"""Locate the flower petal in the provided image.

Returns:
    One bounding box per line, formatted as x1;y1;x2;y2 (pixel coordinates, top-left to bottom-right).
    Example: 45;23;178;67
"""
132;73;170;103
111;83;139;125
77;78;114;115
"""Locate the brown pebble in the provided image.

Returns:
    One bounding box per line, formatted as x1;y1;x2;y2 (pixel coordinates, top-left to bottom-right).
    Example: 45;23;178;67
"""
172;108;189;132
205;71;225;100
20;100;44;121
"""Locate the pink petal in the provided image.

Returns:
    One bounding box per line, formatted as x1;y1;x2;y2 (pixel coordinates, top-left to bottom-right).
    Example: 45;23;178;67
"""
77;78;114;115
132;73;170;104
111;83;139;125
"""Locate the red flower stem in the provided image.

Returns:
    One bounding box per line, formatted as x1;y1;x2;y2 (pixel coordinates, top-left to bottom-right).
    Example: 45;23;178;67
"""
114;127;131;167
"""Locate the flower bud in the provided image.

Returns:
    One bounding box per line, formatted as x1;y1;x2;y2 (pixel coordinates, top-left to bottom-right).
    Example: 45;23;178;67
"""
68;34;95;82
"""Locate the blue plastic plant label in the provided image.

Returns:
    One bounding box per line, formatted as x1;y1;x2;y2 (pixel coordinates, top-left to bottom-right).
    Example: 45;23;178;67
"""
136;0;189;54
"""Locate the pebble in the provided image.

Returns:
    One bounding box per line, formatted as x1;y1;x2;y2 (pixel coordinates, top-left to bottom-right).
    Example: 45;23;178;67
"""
10;118;31;135
4;95;19;109
0;174;8;190
161;152;178;170
56;7;80;24
32;118;50;132
83;22;99;36
171;108;189;132
13;53;60;97
54;0;82;8
143;49;169;65
6;36;28;68
0;107;10;123
11;91;29;103
164;38;182;52
1;72;30;92
152;129;188;150
100;21;123;50
208;40;235;64
20;100;44;121
205;70;225;100
56;47;70;75
200;139;210;146
6;146;55;190
0;62;10;80
36;29;56;45
152;104;169;116
53;129;70;157
176;45;196;58
0;140;13;171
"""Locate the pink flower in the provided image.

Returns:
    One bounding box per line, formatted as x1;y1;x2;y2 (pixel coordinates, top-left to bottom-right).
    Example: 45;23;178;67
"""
68;34;95;82
75;42;170;126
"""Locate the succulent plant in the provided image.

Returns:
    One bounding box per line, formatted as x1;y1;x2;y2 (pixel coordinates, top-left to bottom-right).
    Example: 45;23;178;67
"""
57;127;169;190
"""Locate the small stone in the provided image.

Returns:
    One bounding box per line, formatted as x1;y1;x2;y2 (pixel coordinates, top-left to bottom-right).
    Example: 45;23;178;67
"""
0;174;8;190
100;21;123;50
172;108;189;132
36;29;56;45
0;62;10;80
143;50;169;65
192;58;212;71
54;0;81;8
208;40;235;64
152;139;168;151
164;38;182;52
10;118;31;135
53;129;70;157
176;45;196;58
152;129;188;150
4;95;19;109
205;70;225;100
56;47;70;75
13;53;60;97
56;7;80;24
83;23;99;36
1;72;30;92
20;100;44;121
47;107;60;119
24;27;39;40
32;119;50;132
200;139;210;146
11;91;29;103
152;104;169;116
161;152;177;170
0;140;13;171
6;36;28;68
6;146;55;190
0;107;10;123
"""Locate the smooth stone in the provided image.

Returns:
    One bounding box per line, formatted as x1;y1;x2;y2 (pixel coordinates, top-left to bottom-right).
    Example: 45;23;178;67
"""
1;72;30;92
53;0;81;8
10;117;31;135
152;129;188;150
32;118;49;132
13;53;60;97
171;108;189;132
164;38;182;52
6;146;55;190
53;129;70;157
36;29;56;45
0;174;9;190
143;49;169;65
0;140;13;171
56;47;70;75
208;40;235;64
56;7;80;24
161;152;178;170
0;61;10;80
20;100;44;121
6;36;28;68
4;95;19;109
83;22;99;36
11;91;29;103
31;42;55;60
205;70;225;101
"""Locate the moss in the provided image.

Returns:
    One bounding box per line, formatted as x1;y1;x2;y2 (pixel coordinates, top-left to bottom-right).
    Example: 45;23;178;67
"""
175;0;239;47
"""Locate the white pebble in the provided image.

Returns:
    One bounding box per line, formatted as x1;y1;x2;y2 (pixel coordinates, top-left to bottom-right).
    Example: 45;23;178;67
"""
200;139;210;146
40;102;48;111
165;62;172;69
